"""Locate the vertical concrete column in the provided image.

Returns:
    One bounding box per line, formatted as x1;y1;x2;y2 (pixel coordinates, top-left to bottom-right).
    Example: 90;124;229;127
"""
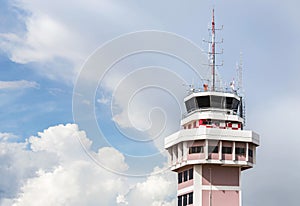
219;141;222;160
172;145;177;165
239;167;242;206
205;139;209;160
246;143;249;162
233;141;236;161
194;165;202;206
183;141;188;162
178;143;183;163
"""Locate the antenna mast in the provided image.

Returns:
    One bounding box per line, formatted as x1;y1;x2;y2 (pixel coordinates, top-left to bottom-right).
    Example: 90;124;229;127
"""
203;9;223;91
211;9;216;91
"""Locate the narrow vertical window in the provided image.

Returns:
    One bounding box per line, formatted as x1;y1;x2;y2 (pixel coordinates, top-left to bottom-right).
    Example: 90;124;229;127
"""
178;196;182;206
178;172;183;184
183;170;188;182
183;194;187;206
189;168;193;180
188;192;193;204
248;149;253;157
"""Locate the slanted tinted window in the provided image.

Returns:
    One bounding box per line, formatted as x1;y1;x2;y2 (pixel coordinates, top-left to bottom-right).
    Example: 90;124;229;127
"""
236;147;245;155
210;95;226;109
226;97;233;109
178;172;183;184
189;168;193;180
226;97;240;112
185;98;197;113
196;96;210;108
188;192;193;204
222;147;232;154
208;146;219;153
232;98;240;112
183;170;188;181
178;196;182;206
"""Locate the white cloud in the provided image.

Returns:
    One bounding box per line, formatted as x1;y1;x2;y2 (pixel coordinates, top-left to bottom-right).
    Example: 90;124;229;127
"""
122;166;177;206
0;124;175;206
95;147;128;172
0;139;58;201
0;133;19;141
0;0;159;82
0;80;38;90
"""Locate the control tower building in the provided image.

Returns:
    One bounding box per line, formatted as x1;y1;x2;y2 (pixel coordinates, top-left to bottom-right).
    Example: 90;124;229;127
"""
164;10;259;206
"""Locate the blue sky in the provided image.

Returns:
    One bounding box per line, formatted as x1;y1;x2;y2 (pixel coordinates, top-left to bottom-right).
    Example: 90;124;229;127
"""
1;0;300;205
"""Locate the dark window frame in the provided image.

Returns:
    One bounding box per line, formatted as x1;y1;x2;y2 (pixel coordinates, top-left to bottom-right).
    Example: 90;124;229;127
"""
248;149;253;157
188;192;193;204
178;172;183;184
235;147;245;155
208;146;219;153
183;194;187;206
183;170;188;182
189;168;193;180
178;196;182;206
189;146;204;154
196;96;210;108
222;146;232;154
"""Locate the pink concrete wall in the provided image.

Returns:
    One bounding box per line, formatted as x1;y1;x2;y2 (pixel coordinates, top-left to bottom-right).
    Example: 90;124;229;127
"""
202;190;239;206
208;153;219;160
202;165;239;186
188;153;205;160
192;140;205;146
235;142;245;148
236;155;246;161
178;179;193;190
222;154;233;160
222;141;232;147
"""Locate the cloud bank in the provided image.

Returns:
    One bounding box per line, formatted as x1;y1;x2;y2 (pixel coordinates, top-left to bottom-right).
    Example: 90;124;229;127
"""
0;124;176;206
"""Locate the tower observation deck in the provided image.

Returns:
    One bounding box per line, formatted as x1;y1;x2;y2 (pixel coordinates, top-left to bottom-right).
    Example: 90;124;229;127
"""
164;10;260;206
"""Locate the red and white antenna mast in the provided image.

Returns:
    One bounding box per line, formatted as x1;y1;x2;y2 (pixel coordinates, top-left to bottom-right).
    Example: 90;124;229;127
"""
211;9;216;91
203;9;223;91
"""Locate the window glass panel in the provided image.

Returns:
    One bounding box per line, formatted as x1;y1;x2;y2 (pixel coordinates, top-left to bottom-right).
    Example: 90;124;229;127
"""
210;95;225;109
222;147;232;154
189;146;204;154
188;192;193;204
185;98;197;113
232;98;240;112
226;97;233;109
196;96;210;108
235;147;245;155
189;168;193;180
178;172;183;184
208;146;219;153
178;196;182;206
183;195;187;206
183;170;188;182
248;149;253;157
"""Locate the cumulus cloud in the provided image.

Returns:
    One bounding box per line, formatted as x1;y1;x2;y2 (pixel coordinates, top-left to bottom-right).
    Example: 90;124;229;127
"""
0;80;38;90
0;124;175;206
123;167;177;206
